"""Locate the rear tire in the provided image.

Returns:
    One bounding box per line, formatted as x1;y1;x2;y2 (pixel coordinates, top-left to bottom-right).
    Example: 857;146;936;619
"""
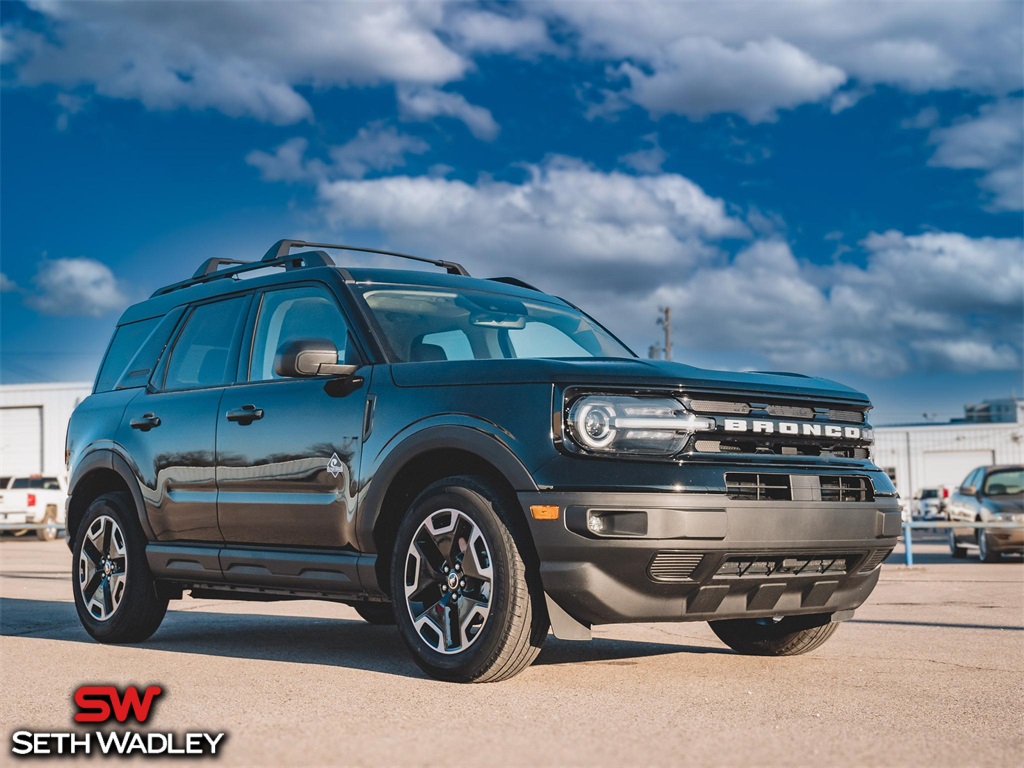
36;507;58;542
72;492;168;643
353;602;396;625
710;615;840;656
391;476;548;683
949;528;967;558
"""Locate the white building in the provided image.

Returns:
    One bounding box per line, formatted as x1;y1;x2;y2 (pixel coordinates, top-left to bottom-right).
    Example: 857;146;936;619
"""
874;399;1024;499
0;382;92;479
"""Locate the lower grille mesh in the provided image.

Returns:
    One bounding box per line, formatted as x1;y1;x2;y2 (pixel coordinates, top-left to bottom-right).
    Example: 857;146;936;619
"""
859;548;892;572
649;552;704;582
717;554;851;578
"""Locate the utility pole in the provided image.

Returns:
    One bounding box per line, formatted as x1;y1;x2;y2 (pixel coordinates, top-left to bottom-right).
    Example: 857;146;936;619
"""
656;306;672;361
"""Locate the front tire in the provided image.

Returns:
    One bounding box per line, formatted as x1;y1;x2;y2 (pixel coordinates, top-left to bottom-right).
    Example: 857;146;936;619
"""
72;492;168;643
949;528;967;558
709;615;840;656
977;527;1000;563
391;476;548;683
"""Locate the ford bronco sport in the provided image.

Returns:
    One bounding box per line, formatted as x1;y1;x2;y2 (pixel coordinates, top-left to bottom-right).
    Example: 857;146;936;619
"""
66;239;901;682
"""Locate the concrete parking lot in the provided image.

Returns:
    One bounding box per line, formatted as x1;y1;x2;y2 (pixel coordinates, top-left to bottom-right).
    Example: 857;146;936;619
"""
1;534;1021;767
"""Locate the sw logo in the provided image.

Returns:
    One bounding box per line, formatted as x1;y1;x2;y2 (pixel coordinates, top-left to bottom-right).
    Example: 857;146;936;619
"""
74;685;162;724
10;684;226;758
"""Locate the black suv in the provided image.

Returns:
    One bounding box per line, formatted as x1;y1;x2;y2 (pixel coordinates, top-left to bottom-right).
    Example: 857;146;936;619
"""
66;239;901;682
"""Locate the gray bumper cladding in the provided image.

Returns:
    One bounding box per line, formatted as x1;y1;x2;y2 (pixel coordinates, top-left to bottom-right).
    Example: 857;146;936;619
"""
520;491;901;630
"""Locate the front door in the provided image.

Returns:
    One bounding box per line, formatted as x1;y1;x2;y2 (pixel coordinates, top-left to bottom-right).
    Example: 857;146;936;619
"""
216;283;368;549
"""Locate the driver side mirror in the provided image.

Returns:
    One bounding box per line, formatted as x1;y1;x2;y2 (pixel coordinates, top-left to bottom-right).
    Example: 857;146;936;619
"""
961;485;976;497
274;339;357;378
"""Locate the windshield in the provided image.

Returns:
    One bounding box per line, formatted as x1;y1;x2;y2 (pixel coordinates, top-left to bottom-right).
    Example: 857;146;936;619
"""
11;477;60;490
356;285;634;363
983;469;1023;496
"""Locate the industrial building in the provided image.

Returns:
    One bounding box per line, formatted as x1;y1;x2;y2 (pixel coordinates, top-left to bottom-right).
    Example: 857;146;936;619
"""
0;382;92;478
874;398;1024;500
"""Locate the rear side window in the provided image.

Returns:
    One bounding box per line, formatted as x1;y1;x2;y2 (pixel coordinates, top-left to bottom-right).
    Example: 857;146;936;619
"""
95;317;162;393
11;477;59;489
162;296;249;391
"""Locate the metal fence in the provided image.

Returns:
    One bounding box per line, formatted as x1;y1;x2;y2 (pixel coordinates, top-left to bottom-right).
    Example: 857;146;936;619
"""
901;520;1024;566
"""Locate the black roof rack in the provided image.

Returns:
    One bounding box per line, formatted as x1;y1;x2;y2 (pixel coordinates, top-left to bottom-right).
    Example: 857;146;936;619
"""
488;276;542;292
264;239;470;277
152;249;335;297
151;238;471;297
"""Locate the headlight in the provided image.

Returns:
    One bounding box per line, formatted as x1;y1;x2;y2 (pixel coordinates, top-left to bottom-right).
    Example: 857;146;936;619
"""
566;395;715;457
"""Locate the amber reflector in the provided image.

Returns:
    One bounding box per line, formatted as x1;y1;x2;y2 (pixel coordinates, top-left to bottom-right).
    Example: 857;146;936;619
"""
530;505;560;520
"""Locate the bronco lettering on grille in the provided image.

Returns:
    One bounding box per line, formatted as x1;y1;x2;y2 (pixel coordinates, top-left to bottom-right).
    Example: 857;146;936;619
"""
722;419;864;440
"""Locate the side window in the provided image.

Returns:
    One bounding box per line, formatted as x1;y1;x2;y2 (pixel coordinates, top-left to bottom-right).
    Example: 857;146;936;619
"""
416;330;474;361
162;296;249;391
961;468;982;492
249;285;352;382
94;317;161;393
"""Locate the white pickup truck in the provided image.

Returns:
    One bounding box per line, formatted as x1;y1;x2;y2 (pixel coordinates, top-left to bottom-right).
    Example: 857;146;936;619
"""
0;475;68;541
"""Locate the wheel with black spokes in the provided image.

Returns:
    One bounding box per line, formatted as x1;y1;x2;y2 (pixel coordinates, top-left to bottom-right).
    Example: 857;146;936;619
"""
391;476;548;682
72;492;167;643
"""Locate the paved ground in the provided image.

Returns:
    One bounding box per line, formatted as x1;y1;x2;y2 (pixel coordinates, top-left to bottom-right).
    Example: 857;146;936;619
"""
1;534;1021;767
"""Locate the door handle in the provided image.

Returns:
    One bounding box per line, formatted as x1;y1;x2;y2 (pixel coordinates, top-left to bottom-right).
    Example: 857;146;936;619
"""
226;405;264;424
130;413;161;431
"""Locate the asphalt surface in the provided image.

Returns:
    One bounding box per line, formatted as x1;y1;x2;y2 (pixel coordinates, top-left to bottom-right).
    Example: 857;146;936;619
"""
1;534;1021;767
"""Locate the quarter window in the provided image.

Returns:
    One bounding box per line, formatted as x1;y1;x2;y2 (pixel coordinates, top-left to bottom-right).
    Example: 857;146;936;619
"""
162;296;249;391
249;286;353;381
95;317;161;393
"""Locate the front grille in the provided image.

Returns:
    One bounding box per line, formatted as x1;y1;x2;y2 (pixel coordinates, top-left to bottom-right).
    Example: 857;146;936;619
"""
717;554;852;578
829;408;866;423
766;404;814;419
694;439;869;460
649;552;704;582
725;473;791;501
689;399;750;415
859;548;892;572
725;473;874;502
820;475;874;502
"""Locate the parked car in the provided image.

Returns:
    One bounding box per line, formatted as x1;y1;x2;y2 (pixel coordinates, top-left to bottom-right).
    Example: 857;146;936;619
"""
64;239;901;682
947;465;1024;561
912;488;944;520
0;475;68;541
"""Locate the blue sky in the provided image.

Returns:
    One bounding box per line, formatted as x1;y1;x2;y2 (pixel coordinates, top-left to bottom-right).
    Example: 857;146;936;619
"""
1;0;1021;424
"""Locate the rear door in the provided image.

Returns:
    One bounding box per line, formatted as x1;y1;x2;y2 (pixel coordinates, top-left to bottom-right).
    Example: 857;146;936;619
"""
216;283;368;550
118;293;251;542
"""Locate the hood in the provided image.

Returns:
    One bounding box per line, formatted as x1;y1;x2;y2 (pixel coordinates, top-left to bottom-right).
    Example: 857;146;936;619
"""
986;496;1024;514
389;357;870;405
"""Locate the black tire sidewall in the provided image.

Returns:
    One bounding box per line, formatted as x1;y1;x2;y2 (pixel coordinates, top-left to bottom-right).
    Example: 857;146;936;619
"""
391;481;520;681
72;493;164;642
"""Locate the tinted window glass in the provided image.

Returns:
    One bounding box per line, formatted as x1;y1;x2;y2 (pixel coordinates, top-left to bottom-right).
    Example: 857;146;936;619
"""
418;330;474;361
508;322;592;358
163;296;248;391
115;307;185;390
249;286;351;381
983;469;1023;496
95;317;161;393
11;477;59;489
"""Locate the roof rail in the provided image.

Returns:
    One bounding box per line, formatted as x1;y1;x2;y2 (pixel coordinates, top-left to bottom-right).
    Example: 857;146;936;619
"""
264;239;470;277
487;276;543;292
151;250;335;297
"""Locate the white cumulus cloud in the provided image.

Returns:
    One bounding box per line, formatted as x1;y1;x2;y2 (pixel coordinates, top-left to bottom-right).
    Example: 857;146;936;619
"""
25;258;129;317
397;86;500;140
928;99;1024;211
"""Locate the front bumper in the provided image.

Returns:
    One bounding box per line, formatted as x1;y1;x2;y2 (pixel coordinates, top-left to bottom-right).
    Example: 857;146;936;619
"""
519;491;901;627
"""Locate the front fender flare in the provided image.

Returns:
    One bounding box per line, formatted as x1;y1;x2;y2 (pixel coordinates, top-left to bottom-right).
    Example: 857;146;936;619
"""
356;424;538;552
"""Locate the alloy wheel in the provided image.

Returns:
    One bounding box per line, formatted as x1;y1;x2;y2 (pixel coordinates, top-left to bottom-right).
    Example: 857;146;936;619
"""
403;508;493;654
78;515;127;621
